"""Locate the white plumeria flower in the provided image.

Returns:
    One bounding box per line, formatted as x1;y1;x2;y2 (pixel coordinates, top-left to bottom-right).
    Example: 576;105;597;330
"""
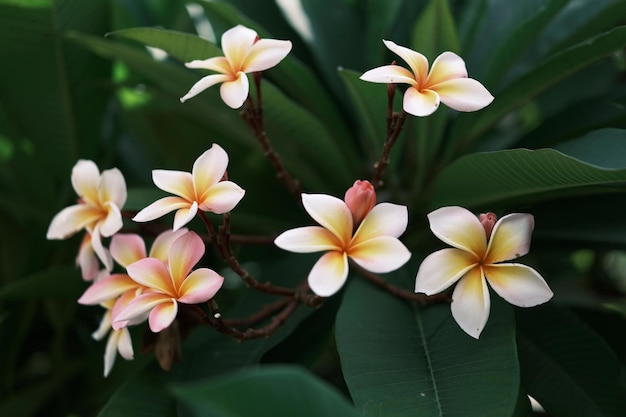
360;41;494;116
92;298;134;377
180;24;292;108
47;160;127;271
415;206;553;339
132;144;245;231
275;191;411;297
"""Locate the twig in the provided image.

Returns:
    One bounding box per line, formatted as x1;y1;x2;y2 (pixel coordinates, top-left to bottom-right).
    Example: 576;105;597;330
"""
371;109;408;188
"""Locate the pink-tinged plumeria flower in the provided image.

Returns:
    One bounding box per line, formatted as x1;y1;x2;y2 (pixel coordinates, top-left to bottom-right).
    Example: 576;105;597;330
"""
274;183;411;297
132;144;245;231
113;231;224;333
91;298;134;377
360;41;494;117
415;206;553;339
77;232;103;281
180;24;292;108
47;160;127;271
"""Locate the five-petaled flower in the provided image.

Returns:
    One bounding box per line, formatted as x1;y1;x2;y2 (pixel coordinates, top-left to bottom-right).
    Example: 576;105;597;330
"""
274;181;411;297
132;143;245;231
180;24;292;108
360;41;494;117
113;230;224;333
414;206;553;339
47;160;127;271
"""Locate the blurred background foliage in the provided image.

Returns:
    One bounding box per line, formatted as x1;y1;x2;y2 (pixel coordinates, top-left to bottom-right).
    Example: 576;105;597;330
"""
2;0;626;416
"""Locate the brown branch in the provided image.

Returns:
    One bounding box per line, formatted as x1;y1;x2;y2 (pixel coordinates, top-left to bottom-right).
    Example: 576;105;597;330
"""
371;109;408;188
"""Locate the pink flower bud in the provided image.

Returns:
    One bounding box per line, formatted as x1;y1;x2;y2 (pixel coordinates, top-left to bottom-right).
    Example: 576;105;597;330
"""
344;180;376;226
479;212;498;240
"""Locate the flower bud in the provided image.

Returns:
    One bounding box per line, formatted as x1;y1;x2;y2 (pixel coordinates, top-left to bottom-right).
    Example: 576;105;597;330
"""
479;212;498;240
344;180;376;226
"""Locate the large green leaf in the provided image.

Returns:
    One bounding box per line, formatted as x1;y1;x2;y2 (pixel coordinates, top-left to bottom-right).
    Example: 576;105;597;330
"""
517;303;626;417
171;365;361;417
410;0;460;59
430;129;626;209
336;276;519;417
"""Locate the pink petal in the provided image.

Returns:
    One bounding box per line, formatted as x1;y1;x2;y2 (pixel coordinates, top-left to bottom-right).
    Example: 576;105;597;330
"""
425;51;468;87
172;202;198;231
149;228;189;263
71;160;100;206
111;289;147;328
484;263;553;307
308;251;349;297
99;168;127;209
450;267;490;339
132;196;191;223
46;204;102;239
403;87;440;117
431;78;494;112
192;144;229;197
485;213;534;264
415;248;478;295
383;40;429;84
197;181;245;214
126;258;176;295
99;202;123;237
244;38;292;72
220;25;258;69
353;203;408;242
177;268;224;304
148;300;178;333
168;231;204;289
301;193;352;245
427;206;487;258
78;273;139;305
220;73;250;109
274;226;342;253
359;65;417;86
110;234;147;268
185;56;231;73
152;169;195;201
77;233;100;281
180;73;232;103
348;236;411;273
112;292;171;329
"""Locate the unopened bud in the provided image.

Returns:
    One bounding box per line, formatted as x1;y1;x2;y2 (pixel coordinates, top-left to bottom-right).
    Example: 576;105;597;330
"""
479;212;497;240
344;180;376;226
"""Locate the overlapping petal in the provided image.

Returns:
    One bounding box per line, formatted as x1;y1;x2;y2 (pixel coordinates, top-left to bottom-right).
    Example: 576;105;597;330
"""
180;74;232;103
221;25;257;66
149;228;188;263
168;232;204;289
220;73;249;109
132;196;191;223
484;264;553;307
415;248;478;295
172;202;198;231
197;181;245;213
192;144;228;195
113;292;171;330
382;40;428;83
349;236;411;273
244;39;292;72
426;51;468;86
177;268;224;304
353;203;408;241
428;206;487;257
78;273;139;305
301;194;352;244
99;168;127;208
126;258;176;296
46;204;103;239
431;78;494;112
403;87;440;116
450;267;490;339
485;213;534;264
152;170;195;200
274;226;342;253
307;251;349;297
99;203;123;237
359;65;416;85
71;160;100;206
148;300;178;333
110;234;146;267
184;56;231;72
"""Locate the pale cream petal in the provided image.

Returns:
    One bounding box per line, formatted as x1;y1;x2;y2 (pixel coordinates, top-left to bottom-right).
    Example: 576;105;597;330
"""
450;267;490;339
77;233;100;281
99;202;123;237
92;310;111;341
359;65;417;86
99;168;127;208
425;51;468;87
220;25;258;69
353;203;408;243
180;73;232;103
172;201;198;231
220;73;249;109
46;204;101;239
301;193;352;245
110;233;146;268
274;226;343;253
485;213;534;264
126;258;176;295
383;40;429;84
244;38;292;72
149;228;188;263
431;78;494;112
484;264;553;307
78;273;138;305
427;206;487;258
71;160;100;206
168;231;204;289
403;87;440;117
132;196;190;223
104;328;118;377
308;251;349;297
148;300;178;333
178;268;224;304
198;181;245;214
348;236;411;273
116;328;134;360
185;56;231;73
89;223;113;271
415;248;478;295
152;169;195;201
192;144;228;196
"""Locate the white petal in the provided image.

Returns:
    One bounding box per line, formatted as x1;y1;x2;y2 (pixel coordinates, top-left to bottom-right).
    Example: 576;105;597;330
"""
220;25;258;68
403;87;440;117
427;206;486;258
185;56;231;73
360;65;417;86
180;73;231;103
192;144;228;196
71;160;100;205
348;236;411;273
132;197;190;223
301;193;352;245
426;51;468;86
46;204;101;239
450;267;490;339
172;201;198;231
99;168;127;209
307;251;349;297
382;40;429;84
353;203;408;242
116;328;134;360
274;226;341;253
485;213;534;264
152;170;195;201
485;264;553;307
99;202;123;237
197;181;245;214
220;73;249;109
244;38;292;72
431;78;494;112
415;248;477;295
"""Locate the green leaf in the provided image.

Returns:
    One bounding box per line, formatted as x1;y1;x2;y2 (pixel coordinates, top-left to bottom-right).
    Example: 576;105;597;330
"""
517;303;626;417
336;276;520;417
410;0;460;59
0;265;84;300
171;365;361;417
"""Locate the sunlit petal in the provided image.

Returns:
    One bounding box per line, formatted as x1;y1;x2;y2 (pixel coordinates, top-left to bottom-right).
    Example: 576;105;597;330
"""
168;231;204;289
359;65;417;86
221;25;257;68
99;168;127;209
110;234;146;268
152;170;195;201
450;267;490;339
349;236;411;273
426;51;468;86
431;78;494;112
71;160;100;206
274;226;342;253
220;73;249;109
172;201;198;231
383;40;429;83
178;268;224;304
308;251;349;297
132;196;190;223
428;206;487;257
126;258;176;295
78;273;138;305
484;264;553;307
353;203;408;242
301;193;352;245
46;204;102;239
197;181;245;214
112;292;170;330
180;73;231;103
403;87;440;117
149;228;188;263
244;38;292;72
415;248;478;295
99;202;123;237
485;213;534;264
148;300;178;333
185;56;231;73
192;144;228;196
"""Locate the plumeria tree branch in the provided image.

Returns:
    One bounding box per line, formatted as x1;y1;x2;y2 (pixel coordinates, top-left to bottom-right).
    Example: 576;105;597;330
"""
371;108;408;188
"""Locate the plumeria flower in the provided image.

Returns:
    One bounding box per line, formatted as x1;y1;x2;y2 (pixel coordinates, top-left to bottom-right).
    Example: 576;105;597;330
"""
274;180;411;297
113;231;224;333
360;41;494;116
91;298;134;377
47;160;126;271
132;144;245;231
414;206;553;339
180;24;292;108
